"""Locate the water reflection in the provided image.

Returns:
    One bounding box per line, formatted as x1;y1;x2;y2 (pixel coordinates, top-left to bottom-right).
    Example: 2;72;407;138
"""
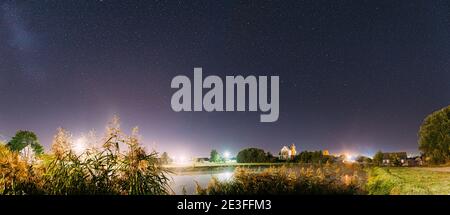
170;170;234;194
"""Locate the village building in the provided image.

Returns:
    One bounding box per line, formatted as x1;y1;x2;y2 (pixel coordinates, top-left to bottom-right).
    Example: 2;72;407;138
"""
279;146;290;160
279;144;297;160
406;156;423;166
194;157;210;163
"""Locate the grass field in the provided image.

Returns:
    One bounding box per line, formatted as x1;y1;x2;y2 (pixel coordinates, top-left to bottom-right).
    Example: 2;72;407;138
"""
367;167;450;195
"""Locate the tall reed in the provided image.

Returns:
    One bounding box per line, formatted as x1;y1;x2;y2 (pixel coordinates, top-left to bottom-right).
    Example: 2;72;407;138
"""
1;116;171;195
196;164;367;195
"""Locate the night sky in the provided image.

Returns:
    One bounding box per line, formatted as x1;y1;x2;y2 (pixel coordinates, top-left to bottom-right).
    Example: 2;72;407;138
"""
1;0;450;157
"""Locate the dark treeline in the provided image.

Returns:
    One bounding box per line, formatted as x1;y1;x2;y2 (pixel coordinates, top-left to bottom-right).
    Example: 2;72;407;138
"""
235;148;335;164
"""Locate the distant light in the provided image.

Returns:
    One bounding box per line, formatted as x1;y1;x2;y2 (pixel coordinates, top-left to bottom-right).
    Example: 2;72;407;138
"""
73;137;87;155
179;155;186;163
224;151;231;159
173;154;190;165
344;153;356;163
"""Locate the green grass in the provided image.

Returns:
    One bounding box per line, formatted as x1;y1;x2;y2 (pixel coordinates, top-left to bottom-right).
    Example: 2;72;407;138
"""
367;167;450;195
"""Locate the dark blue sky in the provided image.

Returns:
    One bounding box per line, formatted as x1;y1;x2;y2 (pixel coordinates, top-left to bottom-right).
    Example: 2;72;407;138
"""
1;0;450;157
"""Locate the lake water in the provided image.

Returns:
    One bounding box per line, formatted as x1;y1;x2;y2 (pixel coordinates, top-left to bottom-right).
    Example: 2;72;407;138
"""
169;170;235;194
168;166;273;194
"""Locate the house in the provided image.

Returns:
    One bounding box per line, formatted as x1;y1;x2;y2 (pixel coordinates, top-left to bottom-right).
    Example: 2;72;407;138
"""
280;146;291;160
322;150;329;156
406;156;423;166
195;157;210;163
279;144;297;160
382;152;407;166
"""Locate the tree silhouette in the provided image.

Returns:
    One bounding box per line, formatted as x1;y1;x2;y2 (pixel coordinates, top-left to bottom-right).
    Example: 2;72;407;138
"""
7;130;43;155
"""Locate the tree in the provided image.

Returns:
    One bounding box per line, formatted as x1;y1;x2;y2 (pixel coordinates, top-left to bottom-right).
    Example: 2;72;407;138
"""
7;130;43;155
236;148;269;163
266;152;276;162
293;150;328;164
210;149;222;163
373;151;384;166
391;154;402;166
160;152;171;164
355;155;372;164
418;105;450;164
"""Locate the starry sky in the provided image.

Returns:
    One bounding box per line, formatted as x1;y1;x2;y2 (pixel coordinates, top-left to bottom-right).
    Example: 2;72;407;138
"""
1;0;450;157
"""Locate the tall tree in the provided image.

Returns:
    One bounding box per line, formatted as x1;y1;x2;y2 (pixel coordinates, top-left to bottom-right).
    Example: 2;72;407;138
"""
372;151;384;166
160;152;171;164
418;105;450;164
236;148;269;163
7;130;43;155
210;149;221;163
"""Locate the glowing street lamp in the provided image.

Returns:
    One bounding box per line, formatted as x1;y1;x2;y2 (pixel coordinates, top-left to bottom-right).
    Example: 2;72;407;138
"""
344;153;356;163
224;151;230;160
179;155;187;163
173;154;190;165
73;137;87;155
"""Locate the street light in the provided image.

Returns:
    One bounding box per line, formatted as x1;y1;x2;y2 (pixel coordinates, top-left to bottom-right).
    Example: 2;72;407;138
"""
73;137;87;155
345;153;355;163
224;151;230;159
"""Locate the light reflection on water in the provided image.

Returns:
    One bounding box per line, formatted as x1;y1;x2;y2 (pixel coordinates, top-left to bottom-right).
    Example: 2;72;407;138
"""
169;170;234;195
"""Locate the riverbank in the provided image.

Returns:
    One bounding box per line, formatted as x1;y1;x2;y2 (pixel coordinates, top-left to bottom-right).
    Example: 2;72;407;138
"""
169;164;450;195
167;163;367;194
367;167;450;195
164;162;288;174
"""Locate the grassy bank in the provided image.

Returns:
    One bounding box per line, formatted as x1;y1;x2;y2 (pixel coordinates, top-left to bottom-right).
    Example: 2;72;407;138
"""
367;167;450;195
165;162;305;173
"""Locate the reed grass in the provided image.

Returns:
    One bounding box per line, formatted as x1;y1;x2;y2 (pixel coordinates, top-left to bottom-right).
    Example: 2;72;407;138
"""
0;117;171;195
195;164;367;195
